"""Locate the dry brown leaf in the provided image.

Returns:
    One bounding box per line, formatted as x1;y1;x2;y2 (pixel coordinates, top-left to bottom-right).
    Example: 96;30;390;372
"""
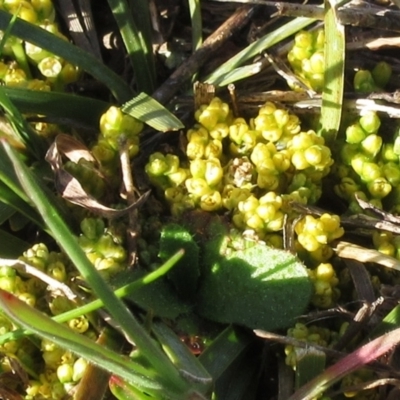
46;134;150;218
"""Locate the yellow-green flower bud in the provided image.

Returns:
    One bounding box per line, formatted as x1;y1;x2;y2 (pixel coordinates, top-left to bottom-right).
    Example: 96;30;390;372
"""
360;134;382;159
205;139;223;159
238;195;259;214
272;151;291;172
47;261;67;282
291;150;310;170
186;141;206;159
372;61;392;88
222;186;251;210
145;152;169;176
168;168;188;187
354;70;376;92
204;158;223;187
57;363;73;384
256;169;279;190
381;143;398;162
229;118;249;144
38;57;62;78
100;106;124;137
346;123;366;144
165;186;185;203
309;51;324;74
31;0;54;20
382;162;400;186
209;123;229;140
360;162;381;182
359;111;381;134
18;292;36;307
68;316;89;333
367;177;392;198
185;178;211;198
72;357;87;382
200;190;222;211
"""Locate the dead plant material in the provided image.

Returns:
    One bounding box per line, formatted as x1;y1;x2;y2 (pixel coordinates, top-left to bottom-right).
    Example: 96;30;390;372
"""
152;5;256;104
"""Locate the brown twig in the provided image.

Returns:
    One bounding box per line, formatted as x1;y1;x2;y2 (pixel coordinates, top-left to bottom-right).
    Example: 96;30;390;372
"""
212;0;400;32
119;137;139;266
152;5;256;104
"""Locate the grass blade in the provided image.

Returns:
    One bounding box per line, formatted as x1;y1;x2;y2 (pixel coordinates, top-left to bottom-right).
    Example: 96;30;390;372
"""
289;326;400;400
107;0;155;94
206;17;315;86
0;250;184;344
0;10;132;102
1;140;190;394
122;92;184;131
3;87;109;127
0;288;176;396
188;0;203;52
318;0;346;143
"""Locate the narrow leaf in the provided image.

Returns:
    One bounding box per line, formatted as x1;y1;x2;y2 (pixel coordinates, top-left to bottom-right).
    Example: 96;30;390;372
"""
288;327;400;400
152;321;212;391
0;289;174;396
318;0;345;142
107;0;155;93
3;87;109;128
0;250;184;345
122;93;184;131
1;140;189;394
0;10;132;102
206;17;315;86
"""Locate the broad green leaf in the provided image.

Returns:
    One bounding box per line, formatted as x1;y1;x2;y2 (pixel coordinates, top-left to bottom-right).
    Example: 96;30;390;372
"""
122;93;184;131
116;270;192;319
159;223;200;300
196;221;312;330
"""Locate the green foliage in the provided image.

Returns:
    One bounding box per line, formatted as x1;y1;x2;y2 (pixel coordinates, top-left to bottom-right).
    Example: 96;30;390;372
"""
196;220;312;330
159;223;200;300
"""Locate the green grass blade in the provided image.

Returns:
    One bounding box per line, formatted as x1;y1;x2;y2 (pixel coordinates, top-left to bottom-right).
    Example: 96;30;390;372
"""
0;228;29;258
122;92;184;131
0;85;45;157
107;0;155;94
0;288;177;396
199;326;252;380
206;17;315;86
0;181;44;229
3;87;109;128
318;0;346;143
0;250;184;344
127;0;156;87
152;321;212;391
188;0;203;51
0;10;132;102
1;140;190;395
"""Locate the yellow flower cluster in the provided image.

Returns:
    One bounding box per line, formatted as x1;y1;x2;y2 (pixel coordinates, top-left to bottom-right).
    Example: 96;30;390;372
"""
146;97;334;238
287;29;325;91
